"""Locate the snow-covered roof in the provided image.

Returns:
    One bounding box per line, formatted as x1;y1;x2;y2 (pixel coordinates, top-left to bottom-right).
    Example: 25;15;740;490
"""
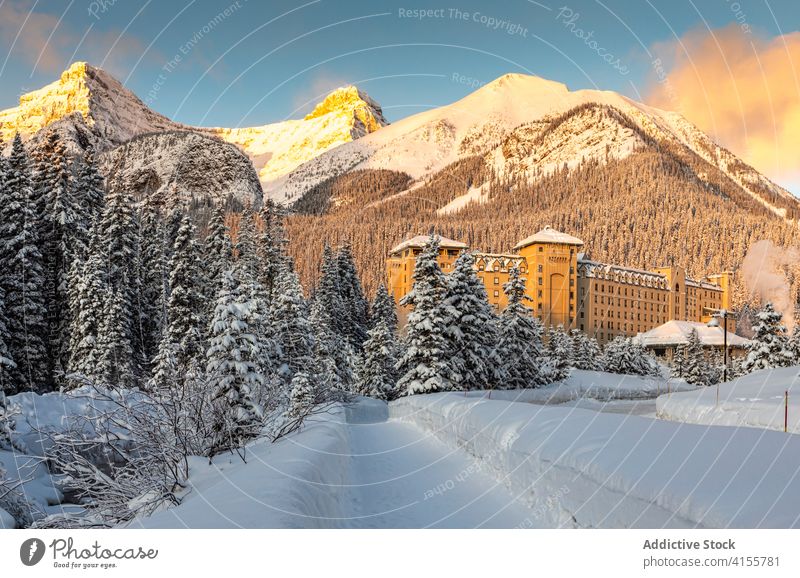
389;235;468;255
635;320;750;348
514;226;584;250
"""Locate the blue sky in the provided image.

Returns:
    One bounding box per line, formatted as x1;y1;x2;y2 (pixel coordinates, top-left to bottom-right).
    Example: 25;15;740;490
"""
1;0;798;190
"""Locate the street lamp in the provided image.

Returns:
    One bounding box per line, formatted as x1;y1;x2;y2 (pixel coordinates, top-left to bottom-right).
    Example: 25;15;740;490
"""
708;309;730;406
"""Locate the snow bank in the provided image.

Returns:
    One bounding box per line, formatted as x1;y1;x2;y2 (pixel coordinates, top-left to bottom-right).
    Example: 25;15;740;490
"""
0;507;14;529
9;386;123;455
135;404;356;529
392;394;800;528
469;370;694;405
657;366;800;433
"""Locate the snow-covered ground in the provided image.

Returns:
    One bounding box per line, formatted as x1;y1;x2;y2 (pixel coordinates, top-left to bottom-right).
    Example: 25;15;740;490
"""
466;369;694;405
392;393;800;528
136;398;532;528
657;366;800;433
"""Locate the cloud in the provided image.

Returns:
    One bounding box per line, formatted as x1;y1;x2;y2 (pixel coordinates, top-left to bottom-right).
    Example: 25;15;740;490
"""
645;25;800;192
0;0;148;77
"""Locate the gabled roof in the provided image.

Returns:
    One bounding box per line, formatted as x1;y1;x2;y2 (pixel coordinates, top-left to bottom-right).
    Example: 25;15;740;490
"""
635;320;750;348
389;235;468;255
514;226;584;250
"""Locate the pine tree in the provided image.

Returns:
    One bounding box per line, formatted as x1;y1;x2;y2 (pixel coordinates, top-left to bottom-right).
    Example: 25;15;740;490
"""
315;244;344;335
98;186;138;382
34;131;89;383
602;336;659;376
0;286;17;402
133;207;167;367
99;288;136;388
0;135;49;391
205;205;232;306
288;371;317;419
671;342;686;378
570;329;602;371
272;265;315;382
742;303;793;373
66;224;106;386
258;199;288;303
356;319;399;400
336;243;369;349
310;298;354;394
682;328;711;386
206;270;264;455
74;143;105;221
370;283;397;334
396;235;454;395
235;206;260;281
786;325;800;366
162;213;205;369
443;251;506;390
546;325;574;382
497;267;547;388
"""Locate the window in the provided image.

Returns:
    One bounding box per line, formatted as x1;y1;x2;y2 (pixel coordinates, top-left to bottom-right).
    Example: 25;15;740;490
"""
538;277;543;286
538;247;543;252
494;277;499;285
537;290;543;298
493;290;499;298
537;303;543;310
537;264;543;273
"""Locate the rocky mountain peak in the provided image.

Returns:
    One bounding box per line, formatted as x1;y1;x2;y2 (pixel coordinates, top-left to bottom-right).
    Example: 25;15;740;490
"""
303;85;387;136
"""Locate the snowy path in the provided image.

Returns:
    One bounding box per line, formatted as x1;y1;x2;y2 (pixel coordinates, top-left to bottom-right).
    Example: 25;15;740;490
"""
340;403;534;528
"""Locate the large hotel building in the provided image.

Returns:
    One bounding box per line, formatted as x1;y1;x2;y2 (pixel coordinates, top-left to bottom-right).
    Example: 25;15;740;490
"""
386;227;734;344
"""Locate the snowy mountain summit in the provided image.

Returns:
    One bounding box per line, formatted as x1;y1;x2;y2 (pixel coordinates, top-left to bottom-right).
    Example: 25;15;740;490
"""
278;72;799;220
0;62;387;205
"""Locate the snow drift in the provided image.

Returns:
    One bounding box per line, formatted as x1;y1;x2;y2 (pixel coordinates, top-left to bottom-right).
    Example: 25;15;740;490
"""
657;366;800;433
391;393;800;528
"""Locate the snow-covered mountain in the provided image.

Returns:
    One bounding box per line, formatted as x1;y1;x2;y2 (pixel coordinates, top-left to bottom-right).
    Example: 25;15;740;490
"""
0;62;386;205
209;86;387;188
279;73;798;220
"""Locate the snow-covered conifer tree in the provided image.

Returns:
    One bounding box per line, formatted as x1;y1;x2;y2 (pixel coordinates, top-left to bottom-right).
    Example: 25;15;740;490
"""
396;235;454;395
205;205;232;305
547;325;574;382
74;143;105;221
443;251;506;390
741;303;792;373
682;328;711;386
356;319;398;400
288;371;316;419
370;283;397;334
601;336;659;376
337;243;369;349
272;265;315;381
134;207;168;367
570;329;602;371
0;135;49;392
496;267;547;388
66;224;107;386
258;199;288;303
206;270;264;456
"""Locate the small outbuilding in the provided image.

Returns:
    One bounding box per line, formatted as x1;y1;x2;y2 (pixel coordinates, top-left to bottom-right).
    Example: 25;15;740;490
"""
634;320;750;360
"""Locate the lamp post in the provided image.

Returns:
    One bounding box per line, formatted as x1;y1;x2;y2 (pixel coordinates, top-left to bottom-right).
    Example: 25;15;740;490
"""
707;309;729;383
708;309;730;407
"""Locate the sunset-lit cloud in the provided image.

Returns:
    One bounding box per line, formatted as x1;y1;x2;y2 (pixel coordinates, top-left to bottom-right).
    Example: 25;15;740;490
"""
646;25;800;194
0;0;147;77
